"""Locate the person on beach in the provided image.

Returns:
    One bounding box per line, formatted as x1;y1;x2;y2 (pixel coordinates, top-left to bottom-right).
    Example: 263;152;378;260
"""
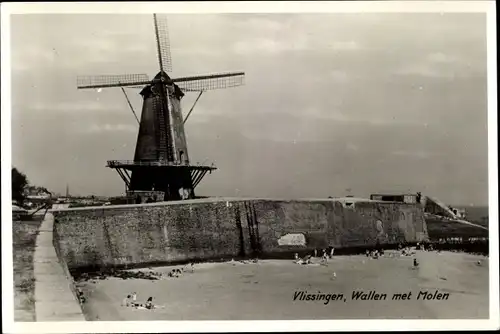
294;253;311;265
320;250;329;265
184;262;195;273
142;296;166;310
122;295;132;307
146;297;154;309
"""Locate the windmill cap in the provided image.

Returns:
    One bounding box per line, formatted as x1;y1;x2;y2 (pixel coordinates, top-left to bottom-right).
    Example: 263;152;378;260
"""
153;71;173;83
140;71;184;98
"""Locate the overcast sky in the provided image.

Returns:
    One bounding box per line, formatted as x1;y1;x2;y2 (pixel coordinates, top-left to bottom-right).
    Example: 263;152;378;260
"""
10;13;488;205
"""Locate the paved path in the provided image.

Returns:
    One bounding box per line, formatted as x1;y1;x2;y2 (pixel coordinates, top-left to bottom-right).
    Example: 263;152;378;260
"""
33;212;85;321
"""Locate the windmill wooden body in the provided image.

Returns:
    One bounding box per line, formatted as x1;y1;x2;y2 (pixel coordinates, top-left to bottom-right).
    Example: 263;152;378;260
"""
77;14;245;202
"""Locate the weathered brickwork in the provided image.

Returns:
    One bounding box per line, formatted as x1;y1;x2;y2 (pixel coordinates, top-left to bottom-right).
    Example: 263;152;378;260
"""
53;199;427;271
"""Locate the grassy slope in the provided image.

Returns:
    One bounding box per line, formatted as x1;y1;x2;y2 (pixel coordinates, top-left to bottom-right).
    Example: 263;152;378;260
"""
12;220;41;322
460;206;489;228
425;206;489;240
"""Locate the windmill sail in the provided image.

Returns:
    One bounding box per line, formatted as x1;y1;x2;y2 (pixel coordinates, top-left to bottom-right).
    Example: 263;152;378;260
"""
173;72;245;91
77;74;150;89
153;14;173;73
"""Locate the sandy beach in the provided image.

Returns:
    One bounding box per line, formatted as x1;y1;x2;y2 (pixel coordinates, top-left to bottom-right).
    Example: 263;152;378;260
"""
76;250;489;320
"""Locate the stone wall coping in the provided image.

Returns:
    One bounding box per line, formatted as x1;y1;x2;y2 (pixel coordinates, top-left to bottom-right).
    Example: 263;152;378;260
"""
50;196;415;213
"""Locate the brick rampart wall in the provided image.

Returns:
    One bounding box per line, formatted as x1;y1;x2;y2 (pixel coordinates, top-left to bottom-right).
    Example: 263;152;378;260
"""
52;198;428;271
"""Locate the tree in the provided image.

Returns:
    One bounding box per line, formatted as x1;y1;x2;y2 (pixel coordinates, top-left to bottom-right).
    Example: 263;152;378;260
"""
12;167;28;204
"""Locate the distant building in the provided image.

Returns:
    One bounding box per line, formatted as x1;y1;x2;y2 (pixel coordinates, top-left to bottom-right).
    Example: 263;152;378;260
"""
449;207;467;219
370;193;418;204
370;193;467;220
23;186;52;208
24;186;51;198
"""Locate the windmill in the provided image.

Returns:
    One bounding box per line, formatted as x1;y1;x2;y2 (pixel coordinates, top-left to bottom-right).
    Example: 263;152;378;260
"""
76;14;245;202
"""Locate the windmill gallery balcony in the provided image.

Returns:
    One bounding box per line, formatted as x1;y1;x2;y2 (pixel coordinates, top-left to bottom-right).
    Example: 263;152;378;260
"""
106;160;216;170
105;160;217;200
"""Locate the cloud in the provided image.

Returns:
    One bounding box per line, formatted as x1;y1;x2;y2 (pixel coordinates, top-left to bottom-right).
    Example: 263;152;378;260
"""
346;143;359;151
68;36;153;68
231;36;361;55
395;63;456;79
243;17;288;33
85;123;137;133
232;37;308;55
11;45;58;71
394;52;478;79
11;37;122;72
303;107;423;126
30;101;119;113
391;150;436;159
71;37;116;54
330;70;350;83
329;41;361;51
174;46;224;57
426;52;458;64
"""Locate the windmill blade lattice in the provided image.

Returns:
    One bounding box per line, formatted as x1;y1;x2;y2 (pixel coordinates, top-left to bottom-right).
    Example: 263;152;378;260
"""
153;14;173;73
77;74;151;89
173;72;245;92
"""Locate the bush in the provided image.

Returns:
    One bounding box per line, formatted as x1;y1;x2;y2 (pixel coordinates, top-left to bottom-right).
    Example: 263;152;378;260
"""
12;168;28;204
